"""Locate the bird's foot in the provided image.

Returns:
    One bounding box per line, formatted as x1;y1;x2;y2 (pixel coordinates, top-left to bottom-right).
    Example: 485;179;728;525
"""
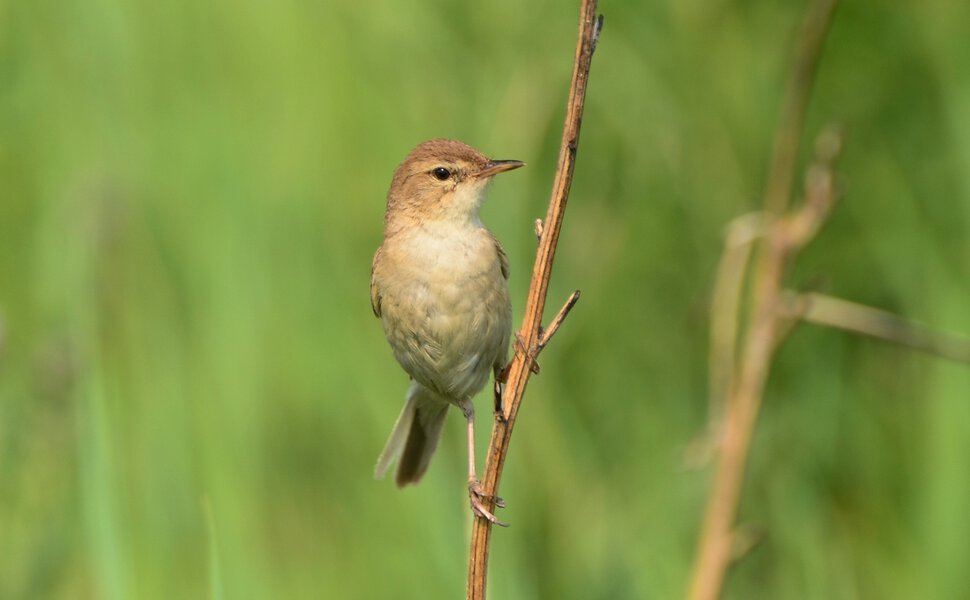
493;379;506;418
468;480;508;527
494;356;515;417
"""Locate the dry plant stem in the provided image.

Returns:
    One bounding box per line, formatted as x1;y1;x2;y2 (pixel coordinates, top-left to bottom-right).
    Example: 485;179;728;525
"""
783;292;970;364
539;290;582;349
706;214;765;436
689;134;841;599
688;237;786;600
688;0;839;598
763;0;840;216
684;214;764;468
467;2;602;598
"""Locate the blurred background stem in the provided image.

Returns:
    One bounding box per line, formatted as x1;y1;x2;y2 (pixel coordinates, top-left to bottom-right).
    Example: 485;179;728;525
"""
689;0;840;597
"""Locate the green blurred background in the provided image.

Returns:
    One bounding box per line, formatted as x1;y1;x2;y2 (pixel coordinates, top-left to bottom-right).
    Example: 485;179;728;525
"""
2;0;969;598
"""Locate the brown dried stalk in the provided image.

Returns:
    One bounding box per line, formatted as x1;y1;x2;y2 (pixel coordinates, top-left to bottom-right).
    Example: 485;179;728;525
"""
688;0;841;597
466;1;602;598
703;215;765;444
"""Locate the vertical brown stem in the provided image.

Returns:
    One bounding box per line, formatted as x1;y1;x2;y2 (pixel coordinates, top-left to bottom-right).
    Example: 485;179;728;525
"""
467;1;602;598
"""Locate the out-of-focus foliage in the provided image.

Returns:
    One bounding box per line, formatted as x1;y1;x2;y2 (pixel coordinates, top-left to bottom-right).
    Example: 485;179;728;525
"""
1;1;968;598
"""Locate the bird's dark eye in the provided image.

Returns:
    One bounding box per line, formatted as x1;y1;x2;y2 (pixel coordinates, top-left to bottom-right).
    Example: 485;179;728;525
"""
431;167;451;181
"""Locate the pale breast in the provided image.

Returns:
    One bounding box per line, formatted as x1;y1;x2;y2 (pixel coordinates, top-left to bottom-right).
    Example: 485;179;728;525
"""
374;225;512;401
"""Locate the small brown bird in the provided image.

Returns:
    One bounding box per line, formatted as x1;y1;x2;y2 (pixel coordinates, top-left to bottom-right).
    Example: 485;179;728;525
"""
371;139;523;524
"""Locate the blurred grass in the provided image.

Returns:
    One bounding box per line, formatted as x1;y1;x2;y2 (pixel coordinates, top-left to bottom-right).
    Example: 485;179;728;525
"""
1;0;969;598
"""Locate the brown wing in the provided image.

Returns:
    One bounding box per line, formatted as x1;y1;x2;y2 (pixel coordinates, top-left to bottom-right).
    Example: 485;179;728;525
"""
370;247;383;318
490;233;510;280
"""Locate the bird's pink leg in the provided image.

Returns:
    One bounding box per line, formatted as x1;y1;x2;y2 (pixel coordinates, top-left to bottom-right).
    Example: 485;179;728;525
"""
461;401;507;527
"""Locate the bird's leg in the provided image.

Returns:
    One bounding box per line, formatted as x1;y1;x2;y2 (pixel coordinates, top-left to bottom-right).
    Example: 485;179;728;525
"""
461;401;508;527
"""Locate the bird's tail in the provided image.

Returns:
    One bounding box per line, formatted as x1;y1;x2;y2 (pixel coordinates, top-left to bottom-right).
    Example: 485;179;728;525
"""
374;381;449;486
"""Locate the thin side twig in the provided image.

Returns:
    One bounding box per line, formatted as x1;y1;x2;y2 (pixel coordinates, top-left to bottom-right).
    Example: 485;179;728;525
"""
538;290;581;349
781;292;970;364
688;0;840;597
466;2;602;598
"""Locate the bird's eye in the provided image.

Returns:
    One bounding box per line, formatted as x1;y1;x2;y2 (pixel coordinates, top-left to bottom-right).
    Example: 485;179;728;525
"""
431;167;451;181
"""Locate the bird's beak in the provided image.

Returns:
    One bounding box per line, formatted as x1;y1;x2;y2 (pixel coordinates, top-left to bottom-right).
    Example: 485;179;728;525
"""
474;159;525;179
